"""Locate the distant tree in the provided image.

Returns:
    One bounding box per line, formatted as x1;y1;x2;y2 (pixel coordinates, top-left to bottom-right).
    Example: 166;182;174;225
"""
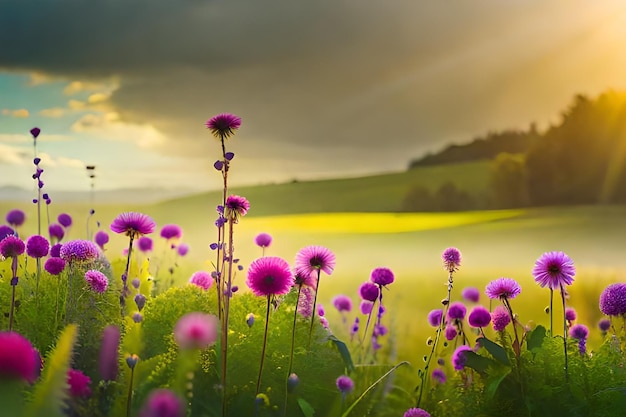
489;153;528;208
434;182;474;212
401;185;436;212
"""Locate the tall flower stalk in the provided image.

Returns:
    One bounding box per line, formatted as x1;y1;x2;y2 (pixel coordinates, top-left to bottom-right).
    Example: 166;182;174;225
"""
0;236;25;331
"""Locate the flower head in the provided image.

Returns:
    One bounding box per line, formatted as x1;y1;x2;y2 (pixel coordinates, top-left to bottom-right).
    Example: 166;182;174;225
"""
58;213;73;228
205;113;242;140
0;235;25;258
295;245;336;277
565;307;577;322
137;236;153;253
404;408;431;417
174;312;219;350
94;230;109;249
431;368;446;384
599;283;626;316
447;302;467;320
360;300;374;315
110;212;156;238
468;306;492;328
246;256;294;296
0;331;37;382
569;323;589;340
599;318;611;332
160;224;183;240
99;326;120;381
30;127;41;138
287;373;299;393
48;223;65;242
427;309;443;327
444;326;457;341
224;195;250;222
44;257;66;275
462;286;480;303
298;286;314;317
60;239;99;263
442;247;461;272
485;277;521;300
176;243;189;257
452;345;473;371
0;225;14;241
26;235;49;258
255;233;272;248
370;267;394;286
67;369;91;397
85;270;108;293
491;306;511;331
50;243;62;258
332;295;352;313
359;282;379;302
533;251;575;290
189;271;213;290
6;209;26;227
335;375;354;394
139;389;185;417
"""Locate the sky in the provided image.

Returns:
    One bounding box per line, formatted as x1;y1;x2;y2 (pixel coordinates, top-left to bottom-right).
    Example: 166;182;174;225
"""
1;0;626;192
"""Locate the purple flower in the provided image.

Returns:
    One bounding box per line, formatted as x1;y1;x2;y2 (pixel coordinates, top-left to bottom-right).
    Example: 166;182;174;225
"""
370;267;394;286
533;251;575;290
26;235;49;258
44;257;66;275
462;287;480;303
0;225;15;241
135;294;146;311
110;212;156;238
445;326;457;341
85;270;108;293
468;306;492;328
225;195;250;221
57;213;72;228
67;369;91;397
447;302;467;320
0;235;25;258
427;309;443;327
442;247;461;272
599;283;626;316
189;271;213;290
360;300;373;315
599;318;611;332
132;312;143;323
50;243;62;258
485;278;521;300
205;113;242;140
246;256;294;297
317;304;325;317
255;233;272;248
99;326;120;381
298;287;314;317
294;268;316;288
359;282;379;302
287;373;299;393
174;312;219;350
176;243;189;257
6;209;26;227
565;307;577;322
569;324;588;340
137;236;153;253
432;368;446;384
295;245;336;277
491;306;511;331
332;295;353;313
60;239;99;263
0;331;37;382
404;408;431;417
48;223;65;242
160;224;183;240
30;127;41;138
94;230;109;249
335;375;354;394
139;389;185;417
452;345;473;371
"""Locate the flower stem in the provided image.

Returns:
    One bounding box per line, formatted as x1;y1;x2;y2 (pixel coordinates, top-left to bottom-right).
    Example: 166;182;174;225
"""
256;295;272;395
560;284;569;382
8;257;18;331
307;270;322;349
126;367;135;417
284;285;302;415
550;288;553;337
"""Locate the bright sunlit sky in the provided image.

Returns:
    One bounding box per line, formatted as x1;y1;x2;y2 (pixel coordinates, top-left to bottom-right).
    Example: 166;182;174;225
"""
1;1;626;192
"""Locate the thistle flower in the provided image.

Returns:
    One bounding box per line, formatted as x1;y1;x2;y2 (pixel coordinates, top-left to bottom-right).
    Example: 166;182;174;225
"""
0;331;37;382
370;267;394;286
427;309;443;327
565;307;577;322
30;127;41;138
67;369;91;397
137;236;153;253
255;233;272;248
359;282;379;302
160;224;183;240
58;213;73;228
468;306;492;328
50;243;62;258
491;306;511;331
224;195;250;222
48;223;65;242
332;295;352;313
360;300;373;315
176;243;189;257
295;245;336;277
246;256;293;296
60;239;99;263
94;230;109;249
404;408;431;417
431;368;446;384
532;251;575;290
5;209;26;227
451;345;473;371
99;325;120;381
26;235;49;258
85;270;108;293
462;286;480;303
139;389;185;417
205;113;242;140
298;287;314;317
0;235;25;258
110;212;156;238
447;302;467;320
599;283;626;316
598;318;611;333
336;375;354;394
444;326;457;341
44;257;66;275
485;277;521;300
0;225;14;241
189;271;213;290
442;247;461;272
174;312;219;350
569;324;589;355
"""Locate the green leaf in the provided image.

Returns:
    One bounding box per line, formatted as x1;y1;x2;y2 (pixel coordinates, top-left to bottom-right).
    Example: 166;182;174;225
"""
328;335;355;374
527;325;546;352
477;337;510;365
463;351;496;373
485;366;512;399
297;397;316;417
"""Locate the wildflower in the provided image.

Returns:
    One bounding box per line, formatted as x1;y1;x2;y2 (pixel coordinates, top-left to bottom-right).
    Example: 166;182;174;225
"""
246;256;294;297
48;223;65;242
30;127;41;138
176;243;189;257
131;278;141;289
442;247;461;272
599;318;611;332
298;287;314;317
44;257;66;275
5;209;26;227
565;307;577;322
359;282;379;302
0;225;14;241
360;300;373;315
427;309;443;327
317;304;325;317
491;306;511;331
126;354;139;369
132;312;143;323
94;230;109;249
246;313;255;327
404;408;431;417
447;302;467;320
58;213;73;228
320;316;329;329
432;368;446;384
84;270;108;293
485;277;521;300
137;236;153;253
110;212;156;238
160;224;183;240
135;294;146;311
294;268;316;288
67;369;91;397
295;245;336;277
224;195;250;222
60;240;99;263
452;345;473;371
0;331;37;382
462;286;480;303
99;325;120;381
468;306;492;328
336;375;354;394
189;271;213;290
26;235;49;258
445;326;457;341
332;295;353;313
287;373;299;393
139;389;185;417
569;324;589;355
255;233;272;248
0;235;25;258
532;251;575;290
599;283;626;316
205;113;242;140
50;243;62;257
370;267;394;286
174;312;219;350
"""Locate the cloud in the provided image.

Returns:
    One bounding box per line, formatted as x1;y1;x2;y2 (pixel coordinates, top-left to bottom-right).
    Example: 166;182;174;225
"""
39;107;67;118
0;133;74;143
71;112;166;148
38;152;85;169
0;143;28;164
2;108;29;118
63;79;116;95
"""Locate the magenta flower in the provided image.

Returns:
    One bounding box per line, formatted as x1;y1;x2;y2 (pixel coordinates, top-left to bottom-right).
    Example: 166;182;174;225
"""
359;282;379;302
137;236;153;253
246;256;294;296
444;326;457;341
50;243;62;258
462;287;480;303
0;331;37;382
370;267;395;287
0;235;25;258
225;195;250;221
85;270;108;293
67;369;91;397
44;257;66;275
599;318;611;332
532;251;575;290
189;271;213;290
599;283;626;316
404;408;431;417
255;233;272;248
26;235;49;258
442;247;461;272
447;302;467;320
485;277;521;300
139;389;185;417
468;306;492;328
160;224;183;240
176;243;189;257
565;307;577;322
298;286;314;317
48;223;65;242
94;230;109;249
110;212;156;238
58;213;73;228
5;209;26;227
99;326;120;381
60;240;99;263
360;300;373;315
294;269;316;288
0;225;14;241
336;375;354;394
569;324;589;355
427;309;443;327
431;368;446;384
205;113;242;140
452;345;473;371
174;312;219;350
491;306;511;331
295;245;336;277
332;295;352;313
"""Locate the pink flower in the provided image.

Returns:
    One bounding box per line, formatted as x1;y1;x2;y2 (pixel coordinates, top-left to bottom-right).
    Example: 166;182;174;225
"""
295;245;336;277
0;331;37;382
189;271;213;290
67;368;91;397
246;256;294;297
85;270;108;293
205;113;242;140
110;212;156;238
140;389;185;417
174;312;219;350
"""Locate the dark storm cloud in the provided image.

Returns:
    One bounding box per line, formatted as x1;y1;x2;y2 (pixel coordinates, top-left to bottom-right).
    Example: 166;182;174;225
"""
1;0;622;178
